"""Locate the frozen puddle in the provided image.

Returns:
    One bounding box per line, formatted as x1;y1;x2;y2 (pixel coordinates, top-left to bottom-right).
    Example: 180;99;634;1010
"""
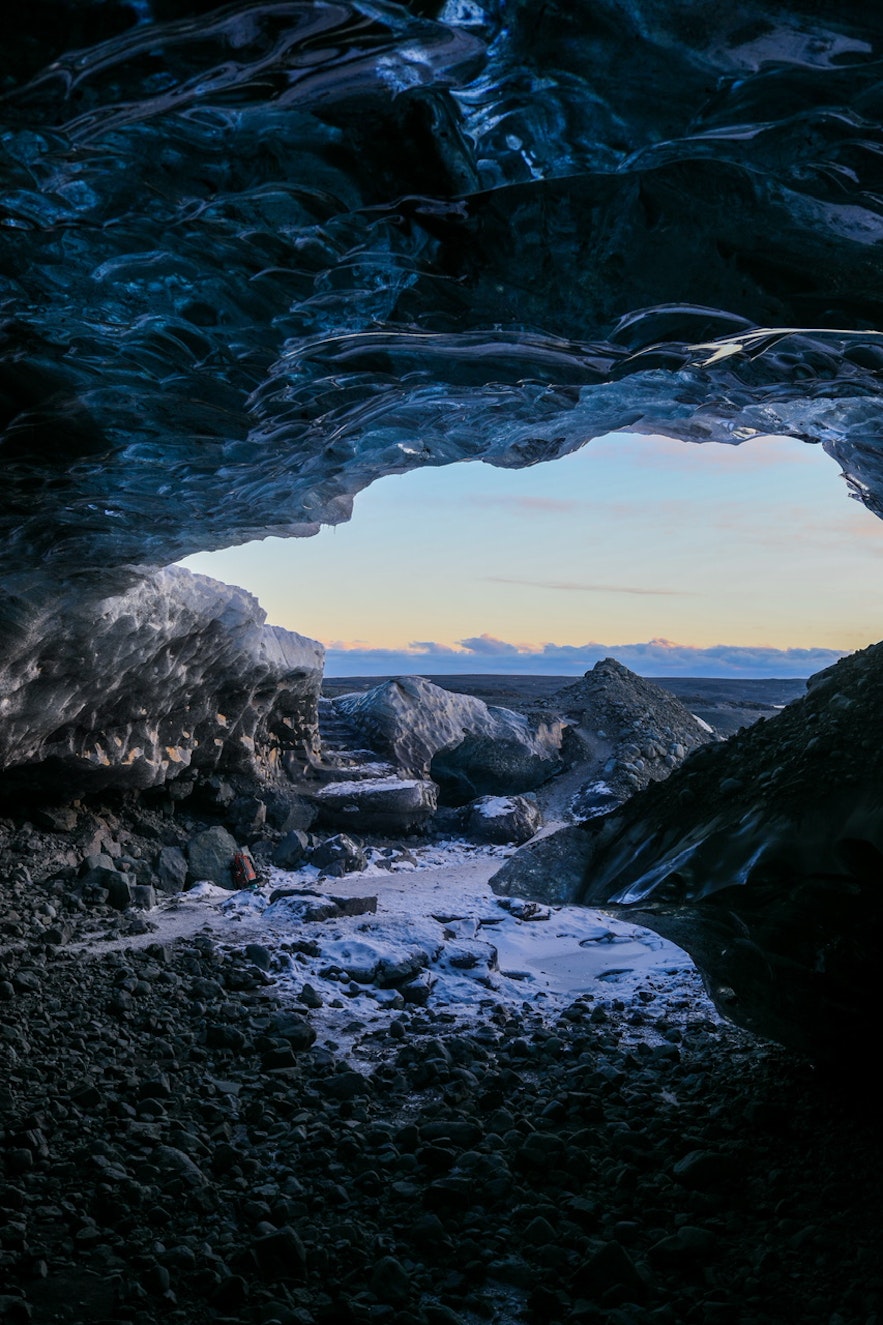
103;838;703;1053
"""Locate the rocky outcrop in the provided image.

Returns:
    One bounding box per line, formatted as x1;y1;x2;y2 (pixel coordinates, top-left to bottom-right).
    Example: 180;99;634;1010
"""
533;658;717;821
309;777;439;835
494;644;883;1064
550;658;716;794
0;567;323;793
334;677;564;803
464;794;543;846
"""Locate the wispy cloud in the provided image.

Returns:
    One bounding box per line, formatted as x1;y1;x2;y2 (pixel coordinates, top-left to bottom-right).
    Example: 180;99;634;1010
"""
324;634;848;678
484;575;691;597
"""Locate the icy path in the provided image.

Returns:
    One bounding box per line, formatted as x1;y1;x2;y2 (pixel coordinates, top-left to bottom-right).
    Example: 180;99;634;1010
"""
74;838;709;1058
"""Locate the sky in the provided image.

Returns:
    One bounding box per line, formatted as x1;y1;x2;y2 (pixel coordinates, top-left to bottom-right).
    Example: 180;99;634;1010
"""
179;431;883;677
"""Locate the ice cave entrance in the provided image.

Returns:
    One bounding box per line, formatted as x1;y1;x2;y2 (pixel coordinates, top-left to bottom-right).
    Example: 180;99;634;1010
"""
179;432;883;677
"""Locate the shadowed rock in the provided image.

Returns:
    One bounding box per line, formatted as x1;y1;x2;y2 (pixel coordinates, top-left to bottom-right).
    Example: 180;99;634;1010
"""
464;794;542;845
532;658;717;821
309;776;439;834
494;644;883;1064
188;825;239;889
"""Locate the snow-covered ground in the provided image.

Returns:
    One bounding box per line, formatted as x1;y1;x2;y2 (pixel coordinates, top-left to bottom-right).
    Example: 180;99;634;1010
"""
83;837;712;1057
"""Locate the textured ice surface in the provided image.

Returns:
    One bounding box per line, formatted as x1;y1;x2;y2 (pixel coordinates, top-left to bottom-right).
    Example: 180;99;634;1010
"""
3;0;883;589
0;565;323;790
4;1;883;792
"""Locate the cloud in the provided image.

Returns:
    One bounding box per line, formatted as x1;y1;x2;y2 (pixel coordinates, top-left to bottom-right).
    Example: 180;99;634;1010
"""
324;634;849;678
457;633;522;655
408;640;470;655
485;576;691;597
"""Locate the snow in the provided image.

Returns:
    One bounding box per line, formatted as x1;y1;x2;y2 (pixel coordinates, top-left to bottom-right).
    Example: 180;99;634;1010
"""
87;836;708;1057
474;796;518;818
692;714;716;733
313;776;426;797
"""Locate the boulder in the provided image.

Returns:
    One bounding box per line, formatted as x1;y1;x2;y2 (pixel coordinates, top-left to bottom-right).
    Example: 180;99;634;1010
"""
310;834;367;877
310;776;438;834
188;826;240;889
132;883;157;910
80;865;134;910
263;789;317;832
229;794;266;842
154;845;188;895
464;794;542;845
334;677;563;803
491;826;597;906
273;830;311;870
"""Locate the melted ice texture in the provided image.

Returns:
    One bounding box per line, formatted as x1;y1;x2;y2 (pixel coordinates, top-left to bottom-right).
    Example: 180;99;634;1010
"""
4;0;883;579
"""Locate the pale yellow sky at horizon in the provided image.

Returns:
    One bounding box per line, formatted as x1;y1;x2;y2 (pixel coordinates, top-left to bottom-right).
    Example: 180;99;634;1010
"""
180;433;883;656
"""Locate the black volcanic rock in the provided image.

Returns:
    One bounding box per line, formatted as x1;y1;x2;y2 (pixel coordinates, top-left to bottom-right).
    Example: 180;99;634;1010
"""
0;926;880;1325
309;775;439;834
545;657;717;816
464;793;542;845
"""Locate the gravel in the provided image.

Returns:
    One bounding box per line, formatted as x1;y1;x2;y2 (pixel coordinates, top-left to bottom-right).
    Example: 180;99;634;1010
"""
1;919;881;1324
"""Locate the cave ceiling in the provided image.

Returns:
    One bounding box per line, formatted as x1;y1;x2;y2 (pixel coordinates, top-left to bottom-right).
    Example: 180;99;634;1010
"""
2;0;883;586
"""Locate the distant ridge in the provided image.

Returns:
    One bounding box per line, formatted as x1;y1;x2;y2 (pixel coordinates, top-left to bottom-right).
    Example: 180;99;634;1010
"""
322;673;807;740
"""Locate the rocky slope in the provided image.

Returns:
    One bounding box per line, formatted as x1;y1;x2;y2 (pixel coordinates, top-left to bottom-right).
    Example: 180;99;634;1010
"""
536;659;716;820
495;643;883;1065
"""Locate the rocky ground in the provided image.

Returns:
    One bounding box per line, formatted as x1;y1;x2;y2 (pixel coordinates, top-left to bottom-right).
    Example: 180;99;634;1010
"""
0;798;881;1325
1;669;881;1325
2;895;882;1325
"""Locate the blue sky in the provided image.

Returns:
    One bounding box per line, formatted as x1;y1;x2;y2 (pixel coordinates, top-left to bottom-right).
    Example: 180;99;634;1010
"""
180;432;883;676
